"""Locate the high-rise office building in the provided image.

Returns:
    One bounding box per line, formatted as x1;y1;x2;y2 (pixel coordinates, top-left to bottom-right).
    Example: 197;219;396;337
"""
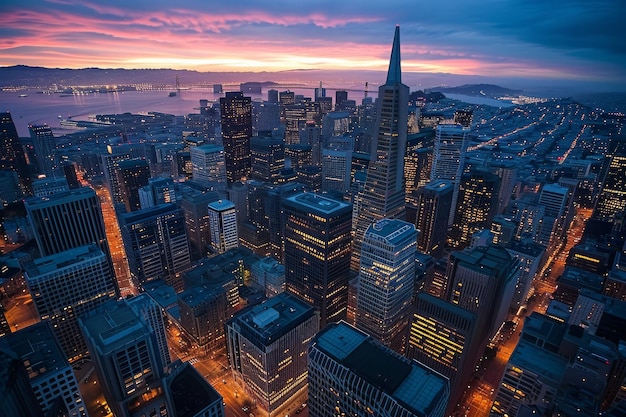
445;245;518;339
119;203;191;291
101;144;144;208
220;92;252;183
0;321;86;417
308;321;449;417
139;176;177;209
31;176;69;197
179;187;219;260
208;199;239;254
356;219;416;353
190;143;228;193
0;349;45;417
28;123;58;176
284;192;352;327
24;186;113;262
117;158;151;212
595;140;626;221
351;26;409;271
226;293;319;414
24;244;117;362
406;292;480;405
335;90;348;110
127;293;171;369
448;169;500;248
79;300;169;417
250;256;285;297
250;134;285;183
0;111;30;194
430;123;469;225
178;285;232;354
414;180;453;258
321;147;352;193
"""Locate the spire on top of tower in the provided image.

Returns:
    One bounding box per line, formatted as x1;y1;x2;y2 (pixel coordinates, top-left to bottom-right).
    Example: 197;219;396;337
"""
385;25;402;85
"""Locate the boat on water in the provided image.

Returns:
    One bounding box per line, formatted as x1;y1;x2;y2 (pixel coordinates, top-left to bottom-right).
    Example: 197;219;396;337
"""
168;91;177;97
18;94;28;97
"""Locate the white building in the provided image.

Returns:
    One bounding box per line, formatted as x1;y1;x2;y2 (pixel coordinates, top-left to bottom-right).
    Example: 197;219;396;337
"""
208;199;239;254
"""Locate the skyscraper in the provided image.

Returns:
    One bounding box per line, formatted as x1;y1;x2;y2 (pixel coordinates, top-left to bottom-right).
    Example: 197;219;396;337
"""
119;203;191;291
355;219;416;353
220;92;252;183
28;124;58;176
190;143;228;193
24;244;118;362
414;180;453;258
250;134;285;183
0;321;87;417
225;293;319;415
430;123;470;225
24;186;113;261
448;169;500;248
117;158;151;212
0;111;31;194
208;199;239;254
308;321;449;417
594;139;626;222
284;192;352;327
351;26;409;271
79;300;169;417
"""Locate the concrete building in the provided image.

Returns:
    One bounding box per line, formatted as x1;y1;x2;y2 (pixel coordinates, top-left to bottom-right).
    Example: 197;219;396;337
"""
308;321;449;417
226;293;319;415
79;300;168;417
356;219;416;353
284;192;352;327
208;199;239;254
24;244;117;362
0;321;86;417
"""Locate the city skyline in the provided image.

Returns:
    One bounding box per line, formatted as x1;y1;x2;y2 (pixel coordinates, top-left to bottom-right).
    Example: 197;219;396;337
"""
1;1;625;91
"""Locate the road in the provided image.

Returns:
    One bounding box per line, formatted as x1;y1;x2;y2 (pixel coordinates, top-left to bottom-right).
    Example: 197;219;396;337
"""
454;206;592;417
93;183;136;297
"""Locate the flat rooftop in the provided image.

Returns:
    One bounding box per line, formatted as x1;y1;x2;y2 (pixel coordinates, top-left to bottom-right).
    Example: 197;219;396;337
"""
80;301;147;352
169;362;221;417
284;192;351;215
0;321;68;381
314;322;448;416
229;292;316;349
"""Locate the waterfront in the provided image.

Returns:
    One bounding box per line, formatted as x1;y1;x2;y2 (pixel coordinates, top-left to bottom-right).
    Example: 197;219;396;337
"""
0;85;373;137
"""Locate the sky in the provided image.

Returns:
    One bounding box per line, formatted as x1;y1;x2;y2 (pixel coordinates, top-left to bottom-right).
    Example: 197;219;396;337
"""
1;0;625;90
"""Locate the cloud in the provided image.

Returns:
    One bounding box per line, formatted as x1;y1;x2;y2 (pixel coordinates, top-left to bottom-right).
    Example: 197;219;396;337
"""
0;0;623;86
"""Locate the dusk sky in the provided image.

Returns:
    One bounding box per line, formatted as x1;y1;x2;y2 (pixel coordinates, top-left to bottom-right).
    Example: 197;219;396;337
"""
1;0;625;89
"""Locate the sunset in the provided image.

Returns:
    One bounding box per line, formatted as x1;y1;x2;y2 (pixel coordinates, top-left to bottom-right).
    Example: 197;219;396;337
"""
1;0;624;87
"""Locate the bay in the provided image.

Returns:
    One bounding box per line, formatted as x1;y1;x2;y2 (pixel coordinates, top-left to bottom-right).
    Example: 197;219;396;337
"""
0;86;372;137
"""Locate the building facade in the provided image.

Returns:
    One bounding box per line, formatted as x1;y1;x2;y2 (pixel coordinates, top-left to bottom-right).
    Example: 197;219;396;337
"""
226;293;319;414
284;192;352;327
351;26;409;271
308;321;449;417
356;219;416;353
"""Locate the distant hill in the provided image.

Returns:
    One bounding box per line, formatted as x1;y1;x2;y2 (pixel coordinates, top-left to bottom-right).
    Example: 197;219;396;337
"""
427;84;523;98
0;65;298;88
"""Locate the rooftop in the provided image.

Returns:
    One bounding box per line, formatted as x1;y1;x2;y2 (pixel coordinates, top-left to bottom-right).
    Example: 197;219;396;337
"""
80;300;147;352
314;321;448;415
168;362;222;417
24;244;103;277
228;292;316;349
509;339;568;385
366;219;416;246
0;321;69;381
284;192;350;215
